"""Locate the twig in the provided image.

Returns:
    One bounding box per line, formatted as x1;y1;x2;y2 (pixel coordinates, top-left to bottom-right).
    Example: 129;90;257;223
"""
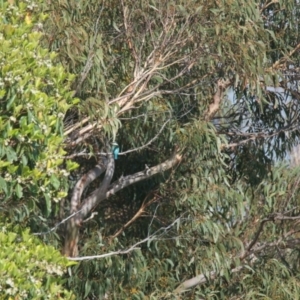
121;118;171;155
246;218;269;253
67;247;141;261
110;195;157;239
33;209;84;236
246;211;300;253
259;0;280;13
83;212;98;223
222;124;300;149
63;118;171;159
68;215;184;261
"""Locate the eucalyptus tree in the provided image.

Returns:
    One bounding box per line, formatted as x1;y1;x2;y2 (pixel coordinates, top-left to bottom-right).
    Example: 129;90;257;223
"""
4;0;300;298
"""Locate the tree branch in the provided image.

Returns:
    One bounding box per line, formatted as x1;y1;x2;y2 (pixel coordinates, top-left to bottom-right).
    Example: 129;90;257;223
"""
174;266;244;294
174;211;300;294
79;152;182;220
70;159;108;216
110;195;157;239
68;214;184;261
63;153;115;257
205;79;231;121
121;118;171;155
221;124;300;149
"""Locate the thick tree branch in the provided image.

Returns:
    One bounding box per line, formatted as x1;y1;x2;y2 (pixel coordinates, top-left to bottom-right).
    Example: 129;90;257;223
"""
78;154;115;220
205;79;231;121
79;152;182;220
70;159;108;216
63;154;115;257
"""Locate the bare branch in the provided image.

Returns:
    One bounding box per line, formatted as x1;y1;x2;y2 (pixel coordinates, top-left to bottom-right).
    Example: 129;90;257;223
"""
174;266;244;294
83;212;98;223
110;195;157;239
63;153;115;257
68;214;184;261
79;152;182;220
70;159;108;216
67;247;141;261
222;123;300;149
32;209;83;236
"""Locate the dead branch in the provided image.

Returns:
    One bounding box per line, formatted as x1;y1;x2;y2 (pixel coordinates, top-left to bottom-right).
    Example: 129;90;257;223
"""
110;195;157;239
67;247;141;261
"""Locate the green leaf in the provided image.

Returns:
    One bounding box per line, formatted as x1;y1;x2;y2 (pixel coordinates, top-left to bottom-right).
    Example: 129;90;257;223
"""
15;183;23;198
50;174;60;189
44;192;51;216
6;94;17;110
0;176;8;194
84;280;92;298
6;146;18;162
21;155;28;166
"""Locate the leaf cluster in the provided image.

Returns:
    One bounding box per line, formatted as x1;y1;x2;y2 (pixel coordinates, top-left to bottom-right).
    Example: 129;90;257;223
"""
0;0;78;223
0;223;75;299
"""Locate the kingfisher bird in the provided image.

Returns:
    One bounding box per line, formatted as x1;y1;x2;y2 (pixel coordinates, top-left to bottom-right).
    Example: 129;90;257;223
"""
111;142;119;160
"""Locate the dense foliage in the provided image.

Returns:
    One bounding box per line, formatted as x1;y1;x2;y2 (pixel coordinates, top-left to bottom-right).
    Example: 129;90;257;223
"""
0;224;74;299
0;0;78;223
1;0;300;299
0;0;76;297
